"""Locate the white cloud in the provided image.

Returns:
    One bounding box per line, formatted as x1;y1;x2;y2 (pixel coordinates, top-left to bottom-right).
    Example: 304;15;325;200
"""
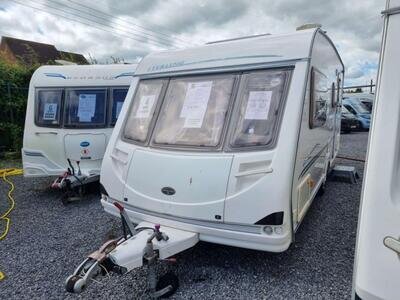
0;0;385;86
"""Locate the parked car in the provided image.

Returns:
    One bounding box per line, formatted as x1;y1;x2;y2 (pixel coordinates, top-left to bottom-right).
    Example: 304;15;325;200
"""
343;93;374;113
342;98;371;130
341;106;360;133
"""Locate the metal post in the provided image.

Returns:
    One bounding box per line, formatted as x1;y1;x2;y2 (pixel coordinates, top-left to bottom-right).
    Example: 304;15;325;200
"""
370;79;373;93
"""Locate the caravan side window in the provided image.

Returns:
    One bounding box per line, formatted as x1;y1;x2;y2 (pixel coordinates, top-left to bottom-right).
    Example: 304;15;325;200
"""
229;70;289;148
64;89;107;127
35;89;63;127
124;80;165;142
310;68;329;128
110;88;129;125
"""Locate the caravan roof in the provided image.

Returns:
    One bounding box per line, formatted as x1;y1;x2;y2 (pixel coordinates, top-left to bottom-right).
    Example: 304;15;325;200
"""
135;29;342;76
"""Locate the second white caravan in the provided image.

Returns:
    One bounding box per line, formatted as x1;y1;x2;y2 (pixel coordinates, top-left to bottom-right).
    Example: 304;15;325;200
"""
22;64;136;188
100;27;344;252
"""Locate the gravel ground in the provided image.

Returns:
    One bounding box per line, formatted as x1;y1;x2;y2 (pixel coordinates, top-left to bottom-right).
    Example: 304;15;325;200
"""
0;132;368;299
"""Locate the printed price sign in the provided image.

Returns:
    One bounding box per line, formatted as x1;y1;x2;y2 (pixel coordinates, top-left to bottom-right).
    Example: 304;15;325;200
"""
244;91;273;120
180;81;213;128
43;103;57;120
136;95;156;118
78;94;97;122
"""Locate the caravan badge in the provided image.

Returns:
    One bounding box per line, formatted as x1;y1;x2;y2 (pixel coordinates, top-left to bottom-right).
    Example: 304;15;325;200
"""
80;141;90;147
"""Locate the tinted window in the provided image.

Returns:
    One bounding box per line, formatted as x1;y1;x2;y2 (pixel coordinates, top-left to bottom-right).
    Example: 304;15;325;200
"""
310;68;329;128
65;89;107;127
111;88;129;125
36;89;63;127
153;75;235;147
124;80;165;142
230;70;288;148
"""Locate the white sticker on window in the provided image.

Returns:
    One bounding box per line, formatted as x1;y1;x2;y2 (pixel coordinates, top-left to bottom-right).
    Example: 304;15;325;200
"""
180;81;212;128
78;94;97;122
43;103;58;120
136;95;156;118
116;101;123;119
244;91;273;120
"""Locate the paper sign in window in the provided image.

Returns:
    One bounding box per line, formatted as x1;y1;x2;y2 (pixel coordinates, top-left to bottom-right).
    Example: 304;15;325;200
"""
78;94;97;122
116;101;123;119
43;103;57;120
136;95;156;118
180;81;212;128
244;91;273;120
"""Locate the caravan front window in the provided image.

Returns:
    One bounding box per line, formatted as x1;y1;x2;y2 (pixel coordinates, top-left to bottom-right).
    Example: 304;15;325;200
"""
124;80;165;142
64;89;107;127
153;75;235;147
36;89;63;127
229;70;288;148
111;88;129;125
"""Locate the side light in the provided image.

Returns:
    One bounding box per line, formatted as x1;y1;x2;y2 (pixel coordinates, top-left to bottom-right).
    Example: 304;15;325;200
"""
274;226;283;235
263;226;273;235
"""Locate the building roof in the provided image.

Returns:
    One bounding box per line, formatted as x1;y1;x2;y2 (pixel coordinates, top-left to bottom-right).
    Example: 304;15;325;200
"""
0;36;88;65
59;51;88;65
135;29;320;76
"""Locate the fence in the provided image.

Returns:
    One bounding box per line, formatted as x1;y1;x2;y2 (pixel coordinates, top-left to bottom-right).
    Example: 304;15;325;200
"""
0;82;29;153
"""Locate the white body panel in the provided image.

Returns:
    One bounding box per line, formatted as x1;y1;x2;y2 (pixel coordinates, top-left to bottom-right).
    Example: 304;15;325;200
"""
22;64;136;178
353;1;400;299
101;29;344;252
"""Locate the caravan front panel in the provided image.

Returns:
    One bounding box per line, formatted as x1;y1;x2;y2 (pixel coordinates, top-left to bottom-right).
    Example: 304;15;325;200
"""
22;64;136;178
101;28;343;252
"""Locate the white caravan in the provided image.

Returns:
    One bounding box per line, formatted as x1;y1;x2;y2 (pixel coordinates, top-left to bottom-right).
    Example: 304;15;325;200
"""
66;28;344;296
353;1;400;299
22;64;136;188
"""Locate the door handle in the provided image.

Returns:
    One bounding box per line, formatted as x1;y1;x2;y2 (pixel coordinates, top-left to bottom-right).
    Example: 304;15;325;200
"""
384;236;400;255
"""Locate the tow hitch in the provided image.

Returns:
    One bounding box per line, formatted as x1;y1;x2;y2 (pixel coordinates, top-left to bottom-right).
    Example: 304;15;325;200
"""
52;159;99;204
65;202;198;298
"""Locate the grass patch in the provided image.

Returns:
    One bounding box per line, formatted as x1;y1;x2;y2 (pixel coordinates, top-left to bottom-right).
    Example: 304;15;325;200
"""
0;152;22;169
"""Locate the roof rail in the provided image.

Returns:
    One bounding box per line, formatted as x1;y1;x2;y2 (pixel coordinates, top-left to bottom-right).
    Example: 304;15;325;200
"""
206;33;271;45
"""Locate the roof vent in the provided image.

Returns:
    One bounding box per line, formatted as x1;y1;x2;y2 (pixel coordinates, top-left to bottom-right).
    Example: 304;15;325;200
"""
296;23;322;31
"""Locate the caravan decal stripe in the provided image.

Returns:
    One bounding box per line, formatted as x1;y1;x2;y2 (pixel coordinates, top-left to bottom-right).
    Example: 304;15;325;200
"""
44;73;66;79
147;54;283;72
299;145;327;179
114;72;135;79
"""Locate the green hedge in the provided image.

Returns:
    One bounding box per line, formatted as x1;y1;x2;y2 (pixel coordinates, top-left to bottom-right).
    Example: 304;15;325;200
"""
0;54;37;152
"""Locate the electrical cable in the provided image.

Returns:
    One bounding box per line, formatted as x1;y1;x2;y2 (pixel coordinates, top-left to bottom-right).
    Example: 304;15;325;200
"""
10;0;175;49
47;0;190;47
65;0;193;46
0;168;24;281
20;0;175;48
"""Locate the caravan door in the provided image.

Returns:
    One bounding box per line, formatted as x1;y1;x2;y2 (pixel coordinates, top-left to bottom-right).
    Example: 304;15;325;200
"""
353;1;400;299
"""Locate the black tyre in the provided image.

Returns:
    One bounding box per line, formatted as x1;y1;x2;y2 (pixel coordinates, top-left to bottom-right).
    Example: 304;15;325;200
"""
65;275;86;293
156;272;179;298
317;180;325;196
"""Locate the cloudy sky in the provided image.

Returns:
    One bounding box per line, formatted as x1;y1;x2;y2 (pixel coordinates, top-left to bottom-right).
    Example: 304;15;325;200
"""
0;0;384;86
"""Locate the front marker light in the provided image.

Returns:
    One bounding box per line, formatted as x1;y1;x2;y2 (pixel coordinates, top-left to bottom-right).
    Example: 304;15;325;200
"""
263;226;273;235
274;226;283;235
